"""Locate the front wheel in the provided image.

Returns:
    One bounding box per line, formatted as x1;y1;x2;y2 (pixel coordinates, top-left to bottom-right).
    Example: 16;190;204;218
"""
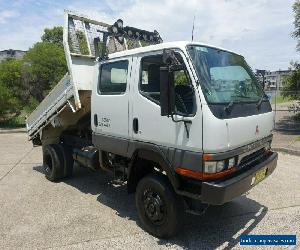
135;174;183;238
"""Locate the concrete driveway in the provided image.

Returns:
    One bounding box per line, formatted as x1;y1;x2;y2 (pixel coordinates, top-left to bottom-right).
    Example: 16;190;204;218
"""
0;132;299;249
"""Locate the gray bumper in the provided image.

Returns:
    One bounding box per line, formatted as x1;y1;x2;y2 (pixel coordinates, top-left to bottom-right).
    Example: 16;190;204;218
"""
201;152;278;205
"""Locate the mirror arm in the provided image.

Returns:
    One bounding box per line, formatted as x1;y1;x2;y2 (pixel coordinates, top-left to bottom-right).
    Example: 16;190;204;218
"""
170;113;192;138
184;121;190;139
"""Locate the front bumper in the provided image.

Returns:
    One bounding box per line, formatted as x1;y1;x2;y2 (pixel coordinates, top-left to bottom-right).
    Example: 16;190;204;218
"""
201;152;278;205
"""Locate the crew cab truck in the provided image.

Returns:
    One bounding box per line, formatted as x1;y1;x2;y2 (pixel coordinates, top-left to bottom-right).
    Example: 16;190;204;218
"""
26;11;278;238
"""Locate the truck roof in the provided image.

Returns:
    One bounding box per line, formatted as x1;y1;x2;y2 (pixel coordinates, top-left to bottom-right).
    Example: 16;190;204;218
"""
108;41;242;59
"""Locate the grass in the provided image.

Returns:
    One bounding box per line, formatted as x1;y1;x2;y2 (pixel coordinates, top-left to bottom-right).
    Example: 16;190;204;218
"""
296;136;300;142
0;116;26;128
271;95;293;104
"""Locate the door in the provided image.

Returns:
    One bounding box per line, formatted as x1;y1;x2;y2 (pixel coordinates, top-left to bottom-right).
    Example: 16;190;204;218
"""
130;51;202;152
92;57;132;156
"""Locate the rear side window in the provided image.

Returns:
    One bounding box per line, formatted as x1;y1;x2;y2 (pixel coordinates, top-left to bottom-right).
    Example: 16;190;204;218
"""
99;60;129;95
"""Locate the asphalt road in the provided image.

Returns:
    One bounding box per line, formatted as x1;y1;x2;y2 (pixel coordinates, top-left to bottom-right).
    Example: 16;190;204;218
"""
0;133;299;250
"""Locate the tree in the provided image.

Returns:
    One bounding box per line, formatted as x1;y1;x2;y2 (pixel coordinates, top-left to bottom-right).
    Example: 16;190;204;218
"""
23;42;67;102
282;1;300;100
293;0;300;51
0;26;68;122
41;26;64;47
0;59;25;116
0;82;18;116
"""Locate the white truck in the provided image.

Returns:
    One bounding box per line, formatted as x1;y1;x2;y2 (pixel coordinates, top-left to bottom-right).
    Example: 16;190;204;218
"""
26;10;278;238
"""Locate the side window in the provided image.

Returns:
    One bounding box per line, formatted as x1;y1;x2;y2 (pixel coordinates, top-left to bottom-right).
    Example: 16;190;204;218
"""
140;54;196;115
99;60;129;95
140;55;163;102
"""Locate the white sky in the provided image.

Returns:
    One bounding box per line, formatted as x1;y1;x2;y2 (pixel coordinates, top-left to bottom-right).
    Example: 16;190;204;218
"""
0;0;298;70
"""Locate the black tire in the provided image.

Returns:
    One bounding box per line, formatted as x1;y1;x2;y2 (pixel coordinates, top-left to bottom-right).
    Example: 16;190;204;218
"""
135;174;183;238
42;144;65;181
60;144;73;178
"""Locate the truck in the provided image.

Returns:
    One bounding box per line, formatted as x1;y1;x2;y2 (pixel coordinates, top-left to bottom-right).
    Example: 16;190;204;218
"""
26;10;278;238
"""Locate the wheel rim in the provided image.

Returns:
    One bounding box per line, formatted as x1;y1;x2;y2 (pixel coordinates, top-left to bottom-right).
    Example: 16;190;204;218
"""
142;188;166;225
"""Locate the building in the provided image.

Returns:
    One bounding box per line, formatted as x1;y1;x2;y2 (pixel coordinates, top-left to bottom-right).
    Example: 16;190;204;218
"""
255;69;292;90
0;49;26;62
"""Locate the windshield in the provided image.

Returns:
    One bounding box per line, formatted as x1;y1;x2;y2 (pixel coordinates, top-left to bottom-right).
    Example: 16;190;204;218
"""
187;45;264;103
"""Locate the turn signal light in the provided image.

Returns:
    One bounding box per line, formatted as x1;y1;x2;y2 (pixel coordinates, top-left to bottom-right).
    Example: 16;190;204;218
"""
175;167;236;181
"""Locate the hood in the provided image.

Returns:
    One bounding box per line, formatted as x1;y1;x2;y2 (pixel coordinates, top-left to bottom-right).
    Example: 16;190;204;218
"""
202;104;274;153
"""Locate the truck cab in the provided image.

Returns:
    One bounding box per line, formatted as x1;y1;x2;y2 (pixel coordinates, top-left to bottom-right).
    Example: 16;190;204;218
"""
89;41;277;235
27;12;277;238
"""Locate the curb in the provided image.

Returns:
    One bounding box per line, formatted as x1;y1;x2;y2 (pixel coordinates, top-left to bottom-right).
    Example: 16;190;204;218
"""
0;128;27;134
272;147;300;157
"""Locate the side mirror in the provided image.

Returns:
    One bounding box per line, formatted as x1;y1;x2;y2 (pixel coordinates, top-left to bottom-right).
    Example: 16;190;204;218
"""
160;66;175;116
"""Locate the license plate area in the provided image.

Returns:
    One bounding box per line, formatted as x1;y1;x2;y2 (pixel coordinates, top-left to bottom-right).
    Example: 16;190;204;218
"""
251;168;267;186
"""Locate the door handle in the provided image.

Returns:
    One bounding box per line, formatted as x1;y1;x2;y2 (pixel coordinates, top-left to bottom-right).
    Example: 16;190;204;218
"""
133;118;138;134
94;114;98;127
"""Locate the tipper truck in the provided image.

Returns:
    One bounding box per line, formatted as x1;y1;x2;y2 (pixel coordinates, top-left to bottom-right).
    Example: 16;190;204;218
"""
26;10;278;238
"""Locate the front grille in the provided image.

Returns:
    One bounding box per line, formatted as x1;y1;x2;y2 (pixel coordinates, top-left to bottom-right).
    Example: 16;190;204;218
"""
238;148;266;169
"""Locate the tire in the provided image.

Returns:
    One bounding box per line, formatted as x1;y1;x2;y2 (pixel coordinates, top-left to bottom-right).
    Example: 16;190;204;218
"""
60;144;73;178
42;144;65;181
135;173;183;238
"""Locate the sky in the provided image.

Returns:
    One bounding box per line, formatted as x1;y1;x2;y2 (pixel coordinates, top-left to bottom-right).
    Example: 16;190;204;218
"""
0;0;299;71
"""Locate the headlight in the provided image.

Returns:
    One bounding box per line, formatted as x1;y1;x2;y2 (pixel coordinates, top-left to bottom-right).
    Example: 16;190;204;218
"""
204;161;217;173
204;160;226;173
216;161;226;172
203;157;236;174
176;155;237;181
228;157;236;169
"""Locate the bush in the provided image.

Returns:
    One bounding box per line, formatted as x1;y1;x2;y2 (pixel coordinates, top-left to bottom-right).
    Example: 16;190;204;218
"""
0;116;25;128
282;63;300;100
23;42;67;101
0;59;24;117
0;26;68;126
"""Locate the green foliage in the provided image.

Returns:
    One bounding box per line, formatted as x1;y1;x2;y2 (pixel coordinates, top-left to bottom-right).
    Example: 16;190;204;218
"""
41;26;64;47
0;59;24;116
76;31;89;55
0;116;25;128
283;2;300;100
271;95;292;104
282;63;300;99
0;25;67;124
294;113;300;122
0;82;18;115
293;0;300;51
24;97;39;113
23;42;67;100
174;70;189;86
68;33;75;53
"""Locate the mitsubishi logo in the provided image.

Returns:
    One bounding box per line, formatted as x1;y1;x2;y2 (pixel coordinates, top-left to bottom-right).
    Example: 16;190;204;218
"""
255;125;259;135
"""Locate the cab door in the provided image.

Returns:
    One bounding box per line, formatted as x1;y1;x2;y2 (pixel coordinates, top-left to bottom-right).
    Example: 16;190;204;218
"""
91;57;133;156
129;51;202;152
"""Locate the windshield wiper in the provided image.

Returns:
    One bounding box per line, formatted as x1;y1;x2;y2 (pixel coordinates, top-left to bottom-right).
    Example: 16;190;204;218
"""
231;94;251;99
224;101;234;113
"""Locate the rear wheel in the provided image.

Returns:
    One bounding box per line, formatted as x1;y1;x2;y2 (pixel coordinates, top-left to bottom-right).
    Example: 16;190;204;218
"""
135;174;183;238
42;144;65;181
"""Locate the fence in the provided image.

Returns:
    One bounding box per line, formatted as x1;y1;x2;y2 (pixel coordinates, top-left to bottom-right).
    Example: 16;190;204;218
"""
265;90;300;131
